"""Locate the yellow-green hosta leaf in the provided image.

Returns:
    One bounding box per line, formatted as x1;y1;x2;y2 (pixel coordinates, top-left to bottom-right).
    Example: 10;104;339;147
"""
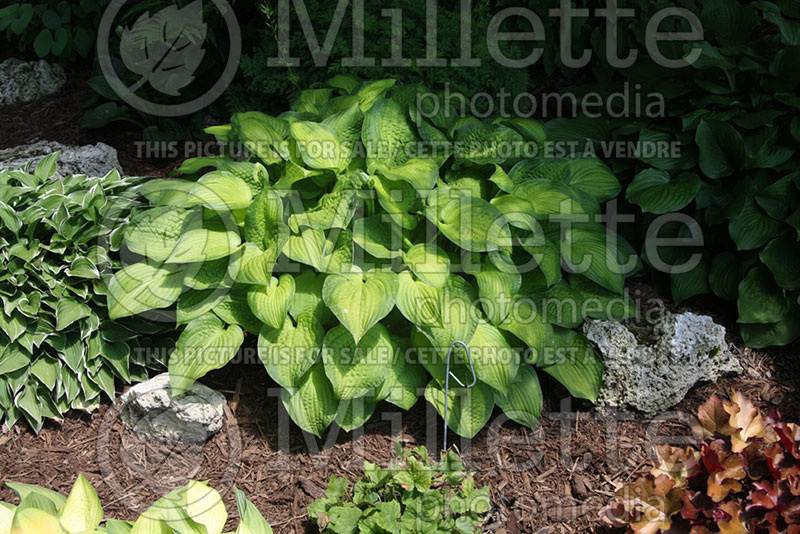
453;122;523;165
334;397;377;431
247;274;295;329
288;271;332;324
290;121;350;171
375;158;439;193
244;186;285;252
322;270;397;343
395;271;441;327
362;99;415;169
467;322;519;394
107;262;184;319
284;228;353;274
356;79;395;111
105;519;133;534
427;190;512;252
495;365;542;429
258;313;324;389
374;346;429;410
138;179;196;207
59;474;102;534
498;300;552;363
130;513;171;534
234;487;273;534
561;226;627;294
10;508;63;534
418;275;479;359
0;503;16;534
540;329;603;402
490;194;538;231
169;314;245;396
469;259;520;325
281;363;338;437
424;380;495;439
5;483;66;511
184;481;227;534
186;173;253;211
403;243;450;288
124;207;196;263
322;324;394;400
165;221;242;264
232;111;287;165
352;215;402;259
511;179;587;218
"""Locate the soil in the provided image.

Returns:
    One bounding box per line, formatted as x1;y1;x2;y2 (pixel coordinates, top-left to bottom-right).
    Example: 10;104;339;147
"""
1;70;799;534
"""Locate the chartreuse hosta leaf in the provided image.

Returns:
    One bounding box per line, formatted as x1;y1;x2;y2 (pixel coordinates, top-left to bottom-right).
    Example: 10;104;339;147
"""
247;274;295;329
322;269;398;343
352;215;402;259
169;314;244;395
258;312;323;389
468;258;521;325
107;262;184;319
424;380;495;439
335;397;377;432
362;98;416;170
290;121;350;172
234;487;273;534
322;324;395;400
284;228;353;274
467;322;519;394
453;122;523;165
403;243;450;288
281;363;338;437
186;172;253;211
561;226;626;294
427;188;512;252
418;275;479;360
58;474;102;533
395;271;441;327
540;329;603;402
495;365;542;429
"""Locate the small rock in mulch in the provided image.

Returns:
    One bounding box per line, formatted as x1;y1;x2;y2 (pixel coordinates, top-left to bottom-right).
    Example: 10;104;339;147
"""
0;58;66;107
119;373;226;445
585;311;743;415
0;139;123;177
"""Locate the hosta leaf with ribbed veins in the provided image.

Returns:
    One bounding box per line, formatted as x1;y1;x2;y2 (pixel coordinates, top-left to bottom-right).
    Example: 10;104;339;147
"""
107;262;184;319
322;324;394;400
626;169;701;214
424;380;495;439
322;270;397;343
495;365;542;429
258;313;323;389
281;363;337;437
247;274;295;329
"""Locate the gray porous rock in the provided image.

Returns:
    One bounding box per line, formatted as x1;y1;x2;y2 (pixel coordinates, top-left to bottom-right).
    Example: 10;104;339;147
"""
0;140;122;177
119;373;226;444
583;311;742;415
0;58;66;106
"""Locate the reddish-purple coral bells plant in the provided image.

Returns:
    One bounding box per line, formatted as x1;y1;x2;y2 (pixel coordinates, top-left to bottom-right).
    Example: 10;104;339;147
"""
602;392;800;534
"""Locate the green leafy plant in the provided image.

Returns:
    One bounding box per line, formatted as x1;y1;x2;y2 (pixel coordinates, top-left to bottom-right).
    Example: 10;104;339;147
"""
0;474;273;534
0;1;107;62
0;155;170;432
603;0;800;347
308;443;490;533
110;77;637;439
602;391;800;533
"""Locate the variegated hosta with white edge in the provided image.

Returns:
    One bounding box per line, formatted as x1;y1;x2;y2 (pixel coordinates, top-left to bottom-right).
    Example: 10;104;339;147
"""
113;77;637;439
0;156;172;432
0;475;273;534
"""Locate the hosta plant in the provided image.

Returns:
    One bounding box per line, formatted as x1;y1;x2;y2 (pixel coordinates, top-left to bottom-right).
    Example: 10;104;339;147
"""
0;155;169;431
0;474;272;534
110;77;637;438
308;442;490;533
602;392;800;533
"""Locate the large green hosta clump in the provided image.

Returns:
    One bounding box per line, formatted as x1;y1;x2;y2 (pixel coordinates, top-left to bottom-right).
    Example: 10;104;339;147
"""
112;78;637;438
0;155;170;431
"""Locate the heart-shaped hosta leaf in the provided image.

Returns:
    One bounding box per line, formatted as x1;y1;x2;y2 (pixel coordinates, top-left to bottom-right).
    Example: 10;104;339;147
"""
290;121;349;171
540;329;603;402
186;172;253;211
403;243;450;288
334;397;377;431
284;228;353;274
626;169;701;214
59;474;103;534
395;271;441;327
169;314;245;395
322;270;397;343
247;274;295;329
244;186;285;251
281;363;338;437
375;157;439;193
424;380;495;439
258;313;323;389
352;215;402;259
322;324;394;400
428;189;512;252
362;99;415;169
495;365;542;429
107;262;184;319
467;322;519;394
498;300;552;362
453;122;523;165
561;226;627;294
418;275;479;359
738;267;790;324
124;207;195;262
469;259;521;325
